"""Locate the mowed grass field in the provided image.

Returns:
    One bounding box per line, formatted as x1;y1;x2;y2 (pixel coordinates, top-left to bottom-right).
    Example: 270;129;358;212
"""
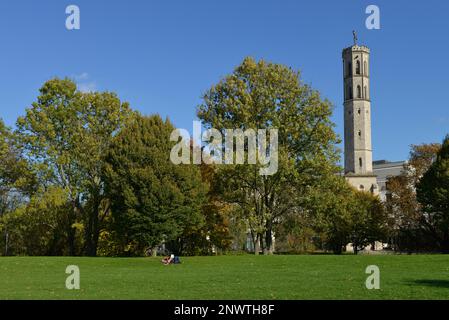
1;255;449;300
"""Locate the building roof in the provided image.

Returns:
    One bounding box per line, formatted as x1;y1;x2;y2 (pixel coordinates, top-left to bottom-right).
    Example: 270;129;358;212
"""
373;160;406;184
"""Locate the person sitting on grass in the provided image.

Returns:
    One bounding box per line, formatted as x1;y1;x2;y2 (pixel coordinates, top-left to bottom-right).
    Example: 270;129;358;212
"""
173;256;181;264
161;254;174;265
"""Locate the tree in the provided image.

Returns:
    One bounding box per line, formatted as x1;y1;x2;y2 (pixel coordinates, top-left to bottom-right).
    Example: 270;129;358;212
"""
274;210;318;253
104;114;207;256
74;91;132;256
17;79;85;255
0;119;35;208
307;176;387;254
177;162;232;256
417;135;449;253
197;57;340;254
348;191;387;255
306;176;352;254
0;120;16;215
0;119;36;256
16;78;131;256
1;187;71;256
386;143;441;251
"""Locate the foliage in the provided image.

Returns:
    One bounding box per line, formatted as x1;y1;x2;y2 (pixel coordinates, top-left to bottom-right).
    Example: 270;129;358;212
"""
274;212;319;253
417;135;449;252
0;120;35;213
104;114;207;256
348;191;388;254
177;163;233;255
386;143;441;251
306;176;387;254
0;187;71;256
197;57;340;254
1;67;446;258
15;78;131;256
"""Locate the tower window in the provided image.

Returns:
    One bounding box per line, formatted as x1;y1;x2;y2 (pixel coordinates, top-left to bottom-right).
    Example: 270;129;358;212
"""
359;157;363;168
356;60;361;75
364;61;367;75
358;130;362;137
349;86;353;100
358;109;361;115
348;62;352;76
364;86;367;99
357;85;362;99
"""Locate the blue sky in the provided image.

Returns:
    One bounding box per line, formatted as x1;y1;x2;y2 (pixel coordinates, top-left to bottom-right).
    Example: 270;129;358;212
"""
0;0;448;162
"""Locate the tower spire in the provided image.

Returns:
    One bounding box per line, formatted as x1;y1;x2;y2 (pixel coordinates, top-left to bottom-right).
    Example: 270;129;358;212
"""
342;42;378;194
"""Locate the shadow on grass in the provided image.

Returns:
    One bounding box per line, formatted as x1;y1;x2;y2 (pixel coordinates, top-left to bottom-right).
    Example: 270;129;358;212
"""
407;279;449;289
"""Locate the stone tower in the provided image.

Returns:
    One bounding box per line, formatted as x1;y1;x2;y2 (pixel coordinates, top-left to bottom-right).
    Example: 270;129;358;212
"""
343;40;378;194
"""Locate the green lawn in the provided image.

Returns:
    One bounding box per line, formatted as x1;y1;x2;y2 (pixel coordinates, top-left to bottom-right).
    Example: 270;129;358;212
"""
1;255;449;299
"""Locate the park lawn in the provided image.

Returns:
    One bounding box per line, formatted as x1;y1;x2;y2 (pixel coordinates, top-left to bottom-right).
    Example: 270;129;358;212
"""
0;255;449;300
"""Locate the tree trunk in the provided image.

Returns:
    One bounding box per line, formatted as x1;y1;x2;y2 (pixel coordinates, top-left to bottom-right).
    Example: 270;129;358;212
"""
84;196;101;257
67;201;77;256
442;231;449;254
4;230;8;256
254;235;260;255
84;216;93;256
264;228;274;255
85;211;99;256
259;233;264;255
354;242;359;255
249;231;256;253
67;225;76;256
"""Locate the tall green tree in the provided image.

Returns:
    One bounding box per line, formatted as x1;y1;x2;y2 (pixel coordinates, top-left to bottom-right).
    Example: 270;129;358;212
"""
177;162;233;255
417;135;449;253
17;79;84;255
104;114;207;256
348;191;387;255
0;119;35;202
385;143;441;251
1;120;15;215
0;119;36;256
307;176;387;254
307;176;352;254
16;78;131;255
74;91;132;256
197;57;340;254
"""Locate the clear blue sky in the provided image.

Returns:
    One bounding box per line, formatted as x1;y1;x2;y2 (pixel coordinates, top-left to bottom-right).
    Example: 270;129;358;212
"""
0;0;448;162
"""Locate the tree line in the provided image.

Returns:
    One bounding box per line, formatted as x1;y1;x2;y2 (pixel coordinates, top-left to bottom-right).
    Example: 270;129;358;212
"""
1;57;448;256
